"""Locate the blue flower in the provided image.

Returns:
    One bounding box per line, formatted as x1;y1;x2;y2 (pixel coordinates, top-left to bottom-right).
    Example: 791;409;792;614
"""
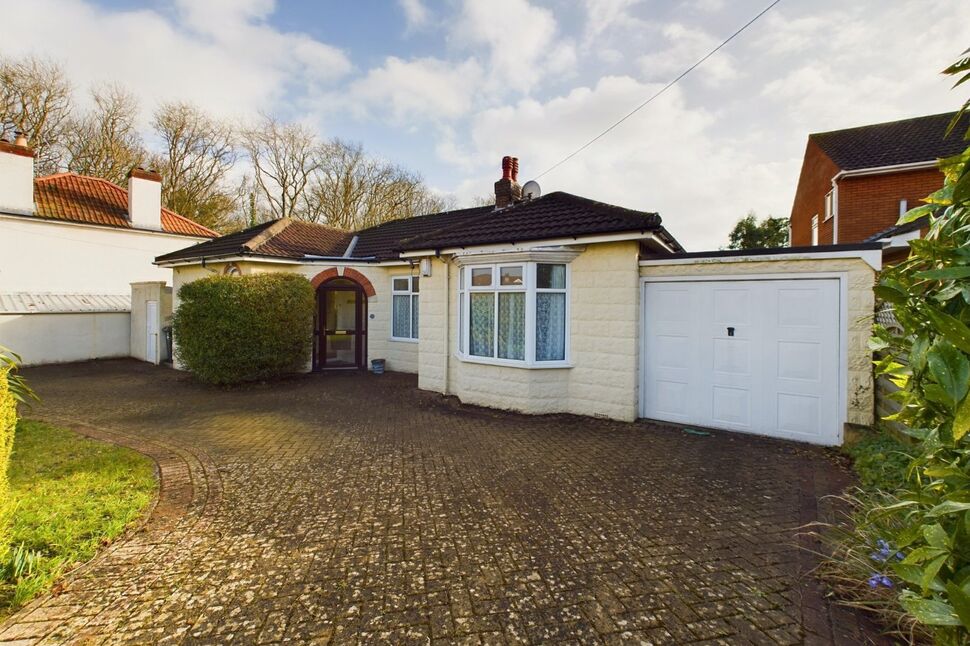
870;539;898;563
867;573;893;589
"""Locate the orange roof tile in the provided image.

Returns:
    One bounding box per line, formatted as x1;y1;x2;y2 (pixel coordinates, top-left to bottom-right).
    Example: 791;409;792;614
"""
32;173;217;238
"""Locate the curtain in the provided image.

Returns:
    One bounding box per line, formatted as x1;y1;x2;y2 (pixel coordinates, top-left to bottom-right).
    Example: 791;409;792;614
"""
393;295;410;338
497;292;525;360
411;296;419;339
536;292;566;361
469;293;494;356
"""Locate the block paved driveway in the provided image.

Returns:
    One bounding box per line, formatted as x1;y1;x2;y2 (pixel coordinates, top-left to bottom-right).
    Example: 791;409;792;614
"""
1;360;880;645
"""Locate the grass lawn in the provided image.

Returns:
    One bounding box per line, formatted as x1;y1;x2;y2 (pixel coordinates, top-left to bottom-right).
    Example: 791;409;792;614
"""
0;420;157;616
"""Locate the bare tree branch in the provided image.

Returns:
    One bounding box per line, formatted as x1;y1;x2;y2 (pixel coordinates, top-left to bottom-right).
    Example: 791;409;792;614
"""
63;84;145;186
0;56;73;174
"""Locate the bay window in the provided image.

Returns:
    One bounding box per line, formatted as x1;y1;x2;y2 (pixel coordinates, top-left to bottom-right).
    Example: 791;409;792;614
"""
391;276;419;340
457;261;569;366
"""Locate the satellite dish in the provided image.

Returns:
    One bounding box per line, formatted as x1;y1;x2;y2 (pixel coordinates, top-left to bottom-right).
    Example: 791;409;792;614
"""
522;180;541;200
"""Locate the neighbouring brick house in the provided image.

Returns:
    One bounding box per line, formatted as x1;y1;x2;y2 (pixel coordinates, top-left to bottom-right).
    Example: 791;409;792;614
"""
789;111;968;256
158;156;882;446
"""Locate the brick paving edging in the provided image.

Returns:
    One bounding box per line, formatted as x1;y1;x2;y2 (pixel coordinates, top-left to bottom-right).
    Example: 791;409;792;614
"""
0;417;221;645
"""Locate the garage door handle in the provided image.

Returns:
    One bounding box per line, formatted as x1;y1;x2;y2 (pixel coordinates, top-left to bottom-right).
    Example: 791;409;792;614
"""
727;327;735;337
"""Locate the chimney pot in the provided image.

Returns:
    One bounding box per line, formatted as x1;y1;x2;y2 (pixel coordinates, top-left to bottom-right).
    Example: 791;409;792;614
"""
14;131;27;148
501;156;513;180
511;157;519;182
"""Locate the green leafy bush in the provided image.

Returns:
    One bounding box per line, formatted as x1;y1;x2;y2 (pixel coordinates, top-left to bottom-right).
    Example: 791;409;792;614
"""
845;431;912;491
820;51;970;643
173;273;315;385
0;367;15;565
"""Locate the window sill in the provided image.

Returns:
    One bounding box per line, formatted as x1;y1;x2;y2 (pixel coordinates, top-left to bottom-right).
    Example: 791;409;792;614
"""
389;337;419;344
454;352;572;370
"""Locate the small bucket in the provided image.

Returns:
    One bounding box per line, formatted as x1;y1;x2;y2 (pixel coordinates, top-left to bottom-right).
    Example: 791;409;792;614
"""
371;358;386;375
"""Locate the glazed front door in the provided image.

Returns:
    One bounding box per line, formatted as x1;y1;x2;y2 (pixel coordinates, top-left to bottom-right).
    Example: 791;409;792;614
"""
316;279;365;369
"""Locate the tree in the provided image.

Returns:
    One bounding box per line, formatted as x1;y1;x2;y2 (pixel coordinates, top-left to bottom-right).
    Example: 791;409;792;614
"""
239;115;321;221
0;56;73;175
312;139;448;229
151;102;238;232
63;84;145;186
726;211;789;249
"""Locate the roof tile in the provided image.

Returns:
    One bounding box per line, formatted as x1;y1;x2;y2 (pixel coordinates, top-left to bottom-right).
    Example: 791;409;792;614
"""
811;111;969;171
32;173;217;238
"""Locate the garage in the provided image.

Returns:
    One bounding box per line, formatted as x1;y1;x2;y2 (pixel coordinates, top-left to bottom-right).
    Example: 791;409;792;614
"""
640;276;843;445
637;246;883;446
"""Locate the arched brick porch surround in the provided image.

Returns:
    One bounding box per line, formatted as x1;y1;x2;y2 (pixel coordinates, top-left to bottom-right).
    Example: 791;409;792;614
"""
310;268;375;297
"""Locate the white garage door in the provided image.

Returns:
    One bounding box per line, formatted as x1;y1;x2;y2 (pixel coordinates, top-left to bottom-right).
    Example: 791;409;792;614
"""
641;278;842;445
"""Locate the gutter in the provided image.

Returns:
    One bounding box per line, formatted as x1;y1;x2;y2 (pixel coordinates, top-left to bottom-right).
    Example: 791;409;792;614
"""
829;159;940;244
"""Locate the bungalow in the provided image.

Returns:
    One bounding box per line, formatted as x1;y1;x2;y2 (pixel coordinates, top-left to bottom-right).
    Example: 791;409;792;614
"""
157;157;881;446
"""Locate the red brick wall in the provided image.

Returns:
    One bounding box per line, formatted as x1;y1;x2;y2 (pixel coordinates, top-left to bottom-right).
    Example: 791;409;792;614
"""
790;139;840;246
836;168;944;243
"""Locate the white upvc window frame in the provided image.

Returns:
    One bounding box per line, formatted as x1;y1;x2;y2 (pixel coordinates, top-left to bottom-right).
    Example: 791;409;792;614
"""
811;214;819;246
824;190;834;221
456;261;571;369
390;275;419;342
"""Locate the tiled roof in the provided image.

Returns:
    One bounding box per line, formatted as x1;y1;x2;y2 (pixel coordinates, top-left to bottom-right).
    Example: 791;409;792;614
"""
811;111;969;171
156;190;683;264
353;205;493;259
155;218;352;263
394;192;673;252
32;173;217;238
863;215;931;243
0;292;131;314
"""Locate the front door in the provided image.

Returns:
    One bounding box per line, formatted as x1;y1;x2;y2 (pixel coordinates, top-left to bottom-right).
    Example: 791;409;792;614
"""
315;278;366;369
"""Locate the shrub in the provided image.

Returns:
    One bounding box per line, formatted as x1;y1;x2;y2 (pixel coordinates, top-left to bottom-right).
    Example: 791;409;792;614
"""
818;52;970;643
173;273;315;385
844;430;913;491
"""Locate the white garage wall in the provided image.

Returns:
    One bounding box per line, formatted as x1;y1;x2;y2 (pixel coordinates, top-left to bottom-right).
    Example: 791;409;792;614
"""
0;214;209;293
0;312;131;365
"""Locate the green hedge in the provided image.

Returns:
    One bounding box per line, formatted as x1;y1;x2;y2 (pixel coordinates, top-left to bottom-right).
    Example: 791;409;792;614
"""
173;273;315;385
0;368;16;563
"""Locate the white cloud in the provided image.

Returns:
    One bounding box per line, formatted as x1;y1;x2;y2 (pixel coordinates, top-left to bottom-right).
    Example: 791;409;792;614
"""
397;0;430;29
0;0;350;125
451;0;574;93
638;23;738;86
452;76;778;250
346;57;484;123
581;0;644;42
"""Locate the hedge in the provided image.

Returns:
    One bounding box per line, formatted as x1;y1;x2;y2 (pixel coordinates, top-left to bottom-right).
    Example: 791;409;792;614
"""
173;273;315;385
0;367;16;562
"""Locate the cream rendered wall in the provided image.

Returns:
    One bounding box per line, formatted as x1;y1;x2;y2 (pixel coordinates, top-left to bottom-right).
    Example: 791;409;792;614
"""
0;312;130;365
639;256;876;426
0;214;209;293
431;242;643;421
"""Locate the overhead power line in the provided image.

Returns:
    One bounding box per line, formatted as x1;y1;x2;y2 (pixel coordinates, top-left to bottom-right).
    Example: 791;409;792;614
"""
535;0;783;180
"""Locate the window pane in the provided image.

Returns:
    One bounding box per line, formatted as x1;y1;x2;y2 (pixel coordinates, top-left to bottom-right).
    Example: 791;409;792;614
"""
411;296;419;339
536;292;566;361
393;294;411;338
393;277;410;292
411;277;420;293
537;264;566;289
471;267;492;287
469;293;494;356
499;266;524;286
497;292;525;360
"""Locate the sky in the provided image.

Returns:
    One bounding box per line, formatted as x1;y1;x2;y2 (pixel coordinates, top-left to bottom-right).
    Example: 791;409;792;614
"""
1;0;967;250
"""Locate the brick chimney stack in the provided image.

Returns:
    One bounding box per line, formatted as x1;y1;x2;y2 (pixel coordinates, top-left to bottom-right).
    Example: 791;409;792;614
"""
127;167;163;230
0;132;35;214
494;155;523;209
